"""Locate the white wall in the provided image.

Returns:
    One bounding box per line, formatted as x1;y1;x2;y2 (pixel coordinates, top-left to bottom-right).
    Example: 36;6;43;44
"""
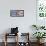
0;0;36;42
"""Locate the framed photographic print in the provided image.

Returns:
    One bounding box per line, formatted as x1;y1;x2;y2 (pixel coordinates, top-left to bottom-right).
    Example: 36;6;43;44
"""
10;10;24;17
37;0;46;18
36;0;46;26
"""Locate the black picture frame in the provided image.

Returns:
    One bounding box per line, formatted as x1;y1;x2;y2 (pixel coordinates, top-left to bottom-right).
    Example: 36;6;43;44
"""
10;10;24;17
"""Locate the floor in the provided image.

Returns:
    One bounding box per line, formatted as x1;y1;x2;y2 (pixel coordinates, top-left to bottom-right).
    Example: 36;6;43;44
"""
0;42;46;46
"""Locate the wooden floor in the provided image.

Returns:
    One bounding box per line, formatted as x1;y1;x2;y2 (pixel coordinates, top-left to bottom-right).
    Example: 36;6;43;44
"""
0;42;46;46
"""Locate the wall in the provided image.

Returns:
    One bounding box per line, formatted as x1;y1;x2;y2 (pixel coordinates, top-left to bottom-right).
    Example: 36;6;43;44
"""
0;0;36;42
